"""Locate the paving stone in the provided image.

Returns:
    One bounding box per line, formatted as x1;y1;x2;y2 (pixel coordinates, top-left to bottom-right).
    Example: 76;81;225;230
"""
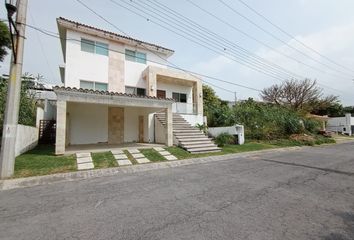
128;149;140;154
77;162;94;170
159;151;170;156
165;155;178;161
76;157;92;164
153;147;165;152
114;154;128;160
111;149;124;155
76;152;91;158
117;159;132;166
135;158;150;164
132;153;144;159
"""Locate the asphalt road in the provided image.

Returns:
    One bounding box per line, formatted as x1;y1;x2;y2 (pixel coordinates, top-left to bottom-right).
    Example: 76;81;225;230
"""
1;142;354;240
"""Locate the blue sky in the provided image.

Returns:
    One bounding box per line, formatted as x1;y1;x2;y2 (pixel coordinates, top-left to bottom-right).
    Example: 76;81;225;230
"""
1;0;354;104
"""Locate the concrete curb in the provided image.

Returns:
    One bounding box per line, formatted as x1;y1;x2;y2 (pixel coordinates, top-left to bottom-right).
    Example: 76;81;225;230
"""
0;146;303;191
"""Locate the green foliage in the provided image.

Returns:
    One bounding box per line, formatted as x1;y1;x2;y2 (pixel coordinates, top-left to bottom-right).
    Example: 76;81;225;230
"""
215;133;235;147
195;123;208;134
0;77;37;136
303;118;322;134
0;21;11;62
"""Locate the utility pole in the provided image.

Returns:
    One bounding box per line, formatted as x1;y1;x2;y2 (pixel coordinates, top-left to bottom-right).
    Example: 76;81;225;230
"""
0;0;28;178
234;92;237;105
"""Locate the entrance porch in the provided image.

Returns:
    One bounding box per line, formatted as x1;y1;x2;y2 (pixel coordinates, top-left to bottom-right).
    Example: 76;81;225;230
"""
54;87;174;155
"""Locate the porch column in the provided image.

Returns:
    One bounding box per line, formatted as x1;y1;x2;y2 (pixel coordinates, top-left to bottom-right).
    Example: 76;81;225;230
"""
165;106;173;146
193;81;203;115
146;72;157;97
55;100;67;155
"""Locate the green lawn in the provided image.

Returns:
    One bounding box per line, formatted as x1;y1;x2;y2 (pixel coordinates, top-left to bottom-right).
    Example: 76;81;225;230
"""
140;148;166;162
91;151;117;169
14;145;76;178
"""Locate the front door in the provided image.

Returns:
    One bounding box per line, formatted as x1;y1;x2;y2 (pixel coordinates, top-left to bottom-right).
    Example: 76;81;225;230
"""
138;115;144;143
157;90;166;99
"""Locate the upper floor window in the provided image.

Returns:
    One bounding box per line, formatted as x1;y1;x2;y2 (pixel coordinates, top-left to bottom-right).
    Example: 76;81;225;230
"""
125;49;146;64
172;92;187;103
125;86;146;96
81;38;109;56
80;80;108;91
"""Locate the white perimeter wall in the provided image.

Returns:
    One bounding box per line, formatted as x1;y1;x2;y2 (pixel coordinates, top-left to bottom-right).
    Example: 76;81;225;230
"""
67;103;108;145
15;124;39;157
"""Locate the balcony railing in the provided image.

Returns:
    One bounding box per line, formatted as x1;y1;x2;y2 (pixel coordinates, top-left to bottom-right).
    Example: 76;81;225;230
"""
172;102;197;114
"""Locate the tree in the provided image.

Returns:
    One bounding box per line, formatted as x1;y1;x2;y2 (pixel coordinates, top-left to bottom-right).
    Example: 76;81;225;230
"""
260;79;339;113
0;21;11;62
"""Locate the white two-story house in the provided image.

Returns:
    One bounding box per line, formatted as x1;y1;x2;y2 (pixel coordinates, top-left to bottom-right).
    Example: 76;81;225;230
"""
54;17;219;155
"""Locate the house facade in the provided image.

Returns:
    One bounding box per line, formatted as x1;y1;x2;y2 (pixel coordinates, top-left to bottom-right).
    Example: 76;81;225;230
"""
54;18;212;155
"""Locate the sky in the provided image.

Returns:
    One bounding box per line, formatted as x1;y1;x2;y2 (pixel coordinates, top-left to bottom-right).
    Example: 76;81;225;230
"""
1;0;354;105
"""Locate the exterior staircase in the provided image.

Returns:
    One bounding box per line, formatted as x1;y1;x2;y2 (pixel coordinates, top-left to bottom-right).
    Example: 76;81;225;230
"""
155;113;221;154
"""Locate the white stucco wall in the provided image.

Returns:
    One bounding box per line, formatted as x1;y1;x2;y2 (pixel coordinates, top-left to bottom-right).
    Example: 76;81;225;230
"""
180;114;204;126
327;114;353;135
67;103;108;145
65;30;109;88
15;124;39;157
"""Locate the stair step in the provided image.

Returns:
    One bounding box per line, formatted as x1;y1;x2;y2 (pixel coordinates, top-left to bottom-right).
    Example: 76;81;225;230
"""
182;143;217;148
177;138;212;142
180;141;215;145
174;129;200;132
188;147;221;153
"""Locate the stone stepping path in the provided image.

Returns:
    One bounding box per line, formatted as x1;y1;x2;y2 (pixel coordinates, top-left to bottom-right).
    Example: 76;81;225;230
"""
76;152;94;170
111;149;132;166
153;147;177;161
128;149;151;164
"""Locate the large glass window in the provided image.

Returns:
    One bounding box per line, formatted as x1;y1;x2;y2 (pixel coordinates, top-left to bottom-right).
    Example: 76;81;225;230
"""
81;38;109;56
125;49;146;64
81;39;95;53
80;80;108;91
172;92;187;103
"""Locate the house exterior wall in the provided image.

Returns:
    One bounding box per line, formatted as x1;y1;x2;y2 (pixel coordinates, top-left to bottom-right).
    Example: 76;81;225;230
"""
65;30;109;88
67;103;108;145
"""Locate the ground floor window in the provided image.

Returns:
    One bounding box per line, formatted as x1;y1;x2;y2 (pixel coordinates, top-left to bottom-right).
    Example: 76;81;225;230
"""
172;92;187;103
80;80;108;91
125;86;146;96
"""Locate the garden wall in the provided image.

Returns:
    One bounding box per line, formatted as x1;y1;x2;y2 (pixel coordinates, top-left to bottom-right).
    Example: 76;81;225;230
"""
15;124;39;157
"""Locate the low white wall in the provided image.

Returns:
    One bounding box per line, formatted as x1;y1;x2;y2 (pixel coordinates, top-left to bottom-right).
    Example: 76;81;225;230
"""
208;125;245;145
327;114;353;135
180;114;203;126
15;124;39;157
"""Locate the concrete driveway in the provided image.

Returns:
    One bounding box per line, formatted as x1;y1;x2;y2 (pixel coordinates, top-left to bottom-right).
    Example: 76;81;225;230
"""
0;142;353;240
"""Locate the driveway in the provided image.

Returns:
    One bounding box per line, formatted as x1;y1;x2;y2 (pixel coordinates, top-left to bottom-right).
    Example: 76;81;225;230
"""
0;142;353;240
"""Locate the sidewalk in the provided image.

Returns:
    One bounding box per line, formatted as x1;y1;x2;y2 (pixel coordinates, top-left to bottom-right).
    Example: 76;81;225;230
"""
0;146;303;191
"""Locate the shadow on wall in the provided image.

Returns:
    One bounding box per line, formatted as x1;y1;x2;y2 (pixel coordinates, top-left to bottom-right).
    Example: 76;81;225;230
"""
322;212;354;240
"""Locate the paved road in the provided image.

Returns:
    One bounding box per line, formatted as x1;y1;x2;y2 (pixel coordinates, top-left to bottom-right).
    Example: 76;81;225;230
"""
1;142;354;240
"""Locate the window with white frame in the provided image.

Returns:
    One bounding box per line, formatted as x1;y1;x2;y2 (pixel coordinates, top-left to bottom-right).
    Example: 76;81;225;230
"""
172;92;187;103
125;86;146;96
80;80;108;91
125;49;146;64
81;38;109;56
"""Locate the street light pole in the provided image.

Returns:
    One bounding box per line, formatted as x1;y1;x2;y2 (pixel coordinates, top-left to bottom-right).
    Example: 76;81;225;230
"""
0;0;28;178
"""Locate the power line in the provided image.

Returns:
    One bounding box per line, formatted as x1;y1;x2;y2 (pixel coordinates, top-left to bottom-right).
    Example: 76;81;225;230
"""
217;0;354;79
183;0;345;80
111;0;293;82
109;0;346;93
236;0;354;75
25;23;261;93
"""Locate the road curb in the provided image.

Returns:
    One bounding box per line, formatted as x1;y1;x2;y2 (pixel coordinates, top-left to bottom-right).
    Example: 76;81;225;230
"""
0;146;303;191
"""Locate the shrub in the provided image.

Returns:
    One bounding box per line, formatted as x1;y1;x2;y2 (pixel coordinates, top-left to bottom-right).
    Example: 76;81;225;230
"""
214;132;235;147
303;118;322;133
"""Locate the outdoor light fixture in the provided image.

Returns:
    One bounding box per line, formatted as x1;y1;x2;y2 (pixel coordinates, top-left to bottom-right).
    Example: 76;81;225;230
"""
5;2;17;18
5;0;18;63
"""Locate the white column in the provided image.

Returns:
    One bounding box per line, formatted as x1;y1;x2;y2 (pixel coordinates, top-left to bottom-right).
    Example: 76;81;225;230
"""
165;106;173;146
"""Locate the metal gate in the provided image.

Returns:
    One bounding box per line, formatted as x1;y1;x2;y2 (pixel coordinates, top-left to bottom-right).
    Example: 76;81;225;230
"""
39;120;56;144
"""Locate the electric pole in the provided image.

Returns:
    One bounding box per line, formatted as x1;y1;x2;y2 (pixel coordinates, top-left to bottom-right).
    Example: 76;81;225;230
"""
234;92;237;105
0;0;28;178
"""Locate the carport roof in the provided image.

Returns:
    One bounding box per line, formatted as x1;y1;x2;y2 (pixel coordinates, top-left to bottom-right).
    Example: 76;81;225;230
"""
53;86;175;108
